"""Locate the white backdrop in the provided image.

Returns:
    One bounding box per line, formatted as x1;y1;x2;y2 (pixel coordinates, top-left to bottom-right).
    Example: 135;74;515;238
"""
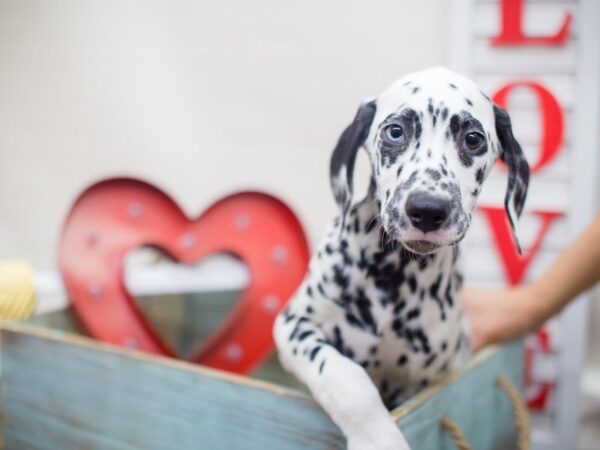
0;0;447;269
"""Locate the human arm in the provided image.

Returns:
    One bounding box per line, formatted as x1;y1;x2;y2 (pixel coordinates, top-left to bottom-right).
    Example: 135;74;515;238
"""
463;215;600;352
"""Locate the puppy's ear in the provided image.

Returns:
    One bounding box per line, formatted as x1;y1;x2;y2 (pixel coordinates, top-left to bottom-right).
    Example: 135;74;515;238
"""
330;100;377;216
494;105;530;254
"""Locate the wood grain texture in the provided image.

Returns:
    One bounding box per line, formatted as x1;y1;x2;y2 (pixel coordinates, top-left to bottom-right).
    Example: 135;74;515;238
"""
396;341;524;450
0;323;344;450
1;322;523;450
25;302;308;392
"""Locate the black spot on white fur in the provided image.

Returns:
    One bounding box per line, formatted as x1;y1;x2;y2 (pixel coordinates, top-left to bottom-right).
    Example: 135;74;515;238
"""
275;68;528;440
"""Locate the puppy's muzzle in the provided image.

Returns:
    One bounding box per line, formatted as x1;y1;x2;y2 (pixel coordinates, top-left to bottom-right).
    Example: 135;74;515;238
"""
405;191;450;233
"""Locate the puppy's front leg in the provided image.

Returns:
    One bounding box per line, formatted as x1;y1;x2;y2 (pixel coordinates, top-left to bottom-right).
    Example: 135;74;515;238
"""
274;301;410;450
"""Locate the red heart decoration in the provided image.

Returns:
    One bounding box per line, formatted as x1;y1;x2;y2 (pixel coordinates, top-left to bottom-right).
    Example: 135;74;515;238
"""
58;178;310;374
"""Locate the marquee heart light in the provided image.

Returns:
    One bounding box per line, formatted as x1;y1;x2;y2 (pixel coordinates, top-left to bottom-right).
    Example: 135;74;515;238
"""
58;178;310;374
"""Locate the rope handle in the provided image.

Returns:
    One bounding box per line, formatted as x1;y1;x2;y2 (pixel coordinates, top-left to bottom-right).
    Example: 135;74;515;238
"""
440;375;530;450
440;416;470;450
496;376;531;450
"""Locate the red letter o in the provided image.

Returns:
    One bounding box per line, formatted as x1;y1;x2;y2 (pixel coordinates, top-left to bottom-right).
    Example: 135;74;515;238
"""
493;81;564;173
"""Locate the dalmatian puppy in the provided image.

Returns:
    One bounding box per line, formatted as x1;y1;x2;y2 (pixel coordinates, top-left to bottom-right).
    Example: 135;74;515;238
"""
273;67;529;450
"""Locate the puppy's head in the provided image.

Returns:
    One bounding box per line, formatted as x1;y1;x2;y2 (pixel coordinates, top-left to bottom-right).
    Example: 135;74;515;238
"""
330;67;529;254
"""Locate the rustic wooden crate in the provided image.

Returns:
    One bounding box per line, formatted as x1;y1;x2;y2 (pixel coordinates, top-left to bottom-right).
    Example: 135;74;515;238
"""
0;295;524;450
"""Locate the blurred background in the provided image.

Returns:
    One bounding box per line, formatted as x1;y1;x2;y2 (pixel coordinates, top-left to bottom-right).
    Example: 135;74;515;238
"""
0;0;598;449
0;0;448;264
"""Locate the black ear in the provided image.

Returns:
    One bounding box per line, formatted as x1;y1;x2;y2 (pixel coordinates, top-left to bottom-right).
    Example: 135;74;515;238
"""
330;100;377;216
494;105;530;254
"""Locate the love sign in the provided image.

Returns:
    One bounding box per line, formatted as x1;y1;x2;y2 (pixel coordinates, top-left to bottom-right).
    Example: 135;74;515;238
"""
485;0;571;415
58;178;310;374
450;0;600;447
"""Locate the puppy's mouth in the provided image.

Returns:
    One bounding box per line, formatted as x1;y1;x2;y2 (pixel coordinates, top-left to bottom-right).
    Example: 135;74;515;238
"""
402;240;441;255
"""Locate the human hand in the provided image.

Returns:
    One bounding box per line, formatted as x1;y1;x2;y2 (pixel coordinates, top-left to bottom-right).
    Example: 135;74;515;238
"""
462;285;544;352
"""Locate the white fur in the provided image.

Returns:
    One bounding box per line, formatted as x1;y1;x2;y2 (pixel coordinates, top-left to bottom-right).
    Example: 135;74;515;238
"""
274;67;512;449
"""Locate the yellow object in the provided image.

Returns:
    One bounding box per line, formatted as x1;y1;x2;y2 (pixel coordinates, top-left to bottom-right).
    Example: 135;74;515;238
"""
0;261;36;320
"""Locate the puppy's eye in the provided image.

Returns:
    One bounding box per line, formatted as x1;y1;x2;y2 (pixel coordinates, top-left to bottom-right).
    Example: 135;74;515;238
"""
384;125;404;141
464;132;484;149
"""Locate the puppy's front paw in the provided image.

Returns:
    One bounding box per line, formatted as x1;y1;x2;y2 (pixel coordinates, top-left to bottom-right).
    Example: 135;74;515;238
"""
347;424;411;450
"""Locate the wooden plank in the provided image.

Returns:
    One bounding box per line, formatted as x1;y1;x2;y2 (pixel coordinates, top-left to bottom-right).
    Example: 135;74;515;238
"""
1;322;524;450
477;74;576;109
477;177;570;210
473;1;578;38
462;246;560;284
0;323;344;450
467;212;569;251
500;109;574;146
396;341;524;450
25;301;306;391
472;37;578;74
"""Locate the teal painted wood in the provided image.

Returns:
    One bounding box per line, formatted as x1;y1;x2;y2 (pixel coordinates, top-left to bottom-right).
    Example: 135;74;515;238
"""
0;323;523;450
397;340;524;450
1;325;344;450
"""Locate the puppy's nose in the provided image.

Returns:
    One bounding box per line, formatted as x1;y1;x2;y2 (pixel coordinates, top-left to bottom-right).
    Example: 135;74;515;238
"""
405;192;450;233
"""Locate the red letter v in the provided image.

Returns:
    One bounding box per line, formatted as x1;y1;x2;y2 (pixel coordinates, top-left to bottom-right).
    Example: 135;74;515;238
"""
479;206;563;285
